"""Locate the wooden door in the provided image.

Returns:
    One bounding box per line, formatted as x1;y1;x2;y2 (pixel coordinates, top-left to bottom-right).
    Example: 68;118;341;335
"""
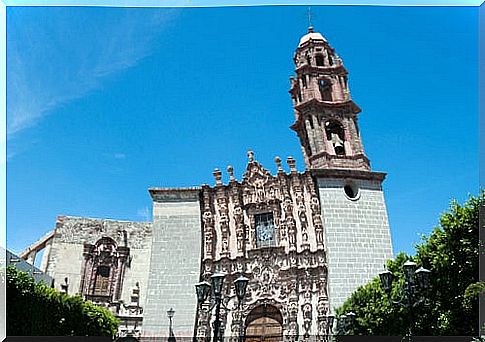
245;305;283;342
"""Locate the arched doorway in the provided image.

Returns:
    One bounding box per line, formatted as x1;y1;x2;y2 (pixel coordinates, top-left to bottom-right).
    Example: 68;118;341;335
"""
245;304;283;342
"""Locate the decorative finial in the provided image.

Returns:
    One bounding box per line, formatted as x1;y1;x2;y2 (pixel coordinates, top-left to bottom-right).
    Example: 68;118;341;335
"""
227;165;235;182
213;168;222;186
307;7;314;32
287;156;297;173
247;150;254;163
275;156;283;173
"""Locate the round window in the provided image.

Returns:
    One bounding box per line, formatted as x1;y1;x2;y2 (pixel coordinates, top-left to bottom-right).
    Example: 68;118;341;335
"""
344;183;360;200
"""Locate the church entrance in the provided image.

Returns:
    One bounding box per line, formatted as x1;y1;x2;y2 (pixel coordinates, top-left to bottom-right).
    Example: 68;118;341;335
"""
244;304;283;342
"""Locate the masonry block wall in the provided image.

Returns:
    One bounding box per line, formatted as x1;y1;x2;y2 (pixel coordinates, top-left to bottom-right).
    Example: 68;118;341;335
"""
44;216;152;304
143;188;202;338
316;176;393;310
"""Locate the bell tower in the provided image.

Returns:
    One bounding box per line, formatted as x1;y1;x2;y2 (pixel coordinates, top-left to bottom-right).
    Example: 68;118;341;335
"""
290;27;393;310
290;26;370;171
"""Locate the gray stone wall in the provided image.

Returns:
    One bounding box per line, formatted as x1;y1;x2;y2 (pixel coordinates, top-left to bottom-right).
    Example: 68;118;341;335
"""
143;188;202;339
46;242;84;294
317;177;393;310
45;216;152;304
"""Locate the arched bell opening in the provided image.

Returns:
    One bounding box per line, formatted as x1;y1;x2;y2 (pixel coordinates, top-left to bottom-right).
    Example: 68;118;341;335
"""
325;120;346;156
244;304;283;342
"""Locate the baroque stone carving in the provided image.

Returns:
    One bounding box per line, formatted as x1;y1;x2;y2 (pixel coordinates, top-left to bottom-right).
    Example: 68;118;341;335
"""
196;151;329;340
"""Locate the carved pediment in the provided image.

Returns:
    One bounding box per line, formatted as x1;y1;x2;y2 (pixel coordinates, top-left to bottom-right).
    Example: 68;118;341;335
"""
242;151;272;186
241;151;281;206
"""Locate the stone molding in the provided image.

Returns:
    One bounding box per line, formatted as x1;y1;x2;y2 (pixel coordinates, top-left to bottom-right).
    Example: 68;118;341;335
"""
311;168;387;182
149;187;201;202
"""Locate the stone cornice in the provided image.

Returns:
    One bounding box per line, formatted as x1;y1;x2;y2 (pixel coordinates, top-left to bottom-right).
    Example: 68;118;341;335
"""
148;187;201;202
308;151;370;165
310;168;387;182
295;64;347;75
293;98;361;114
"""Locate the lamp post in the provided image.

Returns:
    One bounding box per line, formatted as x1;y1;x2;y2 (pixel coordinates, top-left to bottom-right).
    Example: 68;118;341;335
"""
167;307;176;342
379;260;431;338
335;312;356;336
195;273;249;342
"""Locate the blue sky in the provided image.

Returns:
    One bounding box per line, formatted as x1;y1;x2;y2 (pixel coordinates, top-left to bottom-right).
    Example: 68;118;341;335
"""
6;6;478;259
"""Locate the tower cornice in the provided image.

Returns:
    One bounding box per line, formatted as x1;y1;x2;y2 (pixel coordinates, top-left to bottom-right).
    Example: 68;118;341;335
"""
291;98;361;115
310;168;386;182
295;64;348;75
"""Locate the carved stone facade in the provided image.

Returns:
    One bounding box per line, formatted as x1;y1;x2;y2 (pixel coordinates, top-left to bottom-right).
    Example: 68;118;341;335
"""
194;153;331;341
22;26;392;340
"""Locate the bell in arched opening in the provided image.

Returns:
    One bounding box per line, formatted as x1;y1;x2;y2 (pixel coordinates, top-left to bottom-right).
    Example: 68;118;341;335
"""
325;120;346;156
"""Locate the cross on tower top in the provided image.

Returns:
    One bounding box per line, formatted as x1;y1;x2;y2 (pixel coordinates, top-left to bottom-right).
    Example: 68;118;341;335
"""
307;7;313;32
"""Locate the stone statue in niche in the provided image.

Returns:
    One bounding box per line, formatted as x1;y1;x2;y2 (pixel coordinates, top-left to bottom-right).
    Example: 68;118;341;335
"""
310;195;320;214
287;219;296;248
317;299;328;317
302;303;312;320
283;197;293;216
288;320;298;336
203;210;214;226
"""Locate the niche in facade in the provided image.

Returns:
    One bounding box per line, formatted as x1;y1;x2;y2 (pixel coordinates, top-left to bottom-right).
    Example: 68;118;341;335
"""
318;79;332;102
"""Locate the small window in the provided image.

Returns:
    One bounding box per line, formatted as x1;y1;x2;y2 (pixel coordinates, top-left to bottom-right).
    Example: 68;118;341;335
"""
255;213;276;247
302;75;307;88
344;183;360;200
315;55;324;66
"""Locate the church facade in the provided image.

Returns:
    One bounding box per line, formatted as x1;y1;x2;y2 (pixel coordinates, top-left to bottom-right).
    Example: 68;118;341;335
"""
20;27;393;340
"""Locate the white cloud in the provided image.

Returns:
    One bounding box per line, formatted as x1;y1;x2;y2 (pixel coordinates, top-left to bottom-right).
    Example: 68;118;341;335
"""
7;8;178;138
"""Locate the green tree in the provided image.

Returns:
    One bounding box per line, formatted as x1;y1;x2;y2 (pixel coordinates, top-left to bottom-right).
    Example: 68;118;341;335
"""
337;192;482;336
6;266;119;336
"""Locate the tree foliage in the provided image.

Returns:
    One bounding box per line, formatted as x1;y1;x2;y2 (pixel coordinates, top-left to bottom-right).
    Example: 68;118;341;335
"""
6;266;119;336
337;192;482;336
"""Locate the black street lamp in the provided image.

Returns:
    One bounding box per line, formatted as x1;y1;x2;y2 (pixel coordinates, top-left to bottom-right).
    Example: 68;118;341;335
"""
335;312;356;336
195;273;249;342
336;314;347;336
379;260;431;338
326;315;335;337
167;307;176;342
